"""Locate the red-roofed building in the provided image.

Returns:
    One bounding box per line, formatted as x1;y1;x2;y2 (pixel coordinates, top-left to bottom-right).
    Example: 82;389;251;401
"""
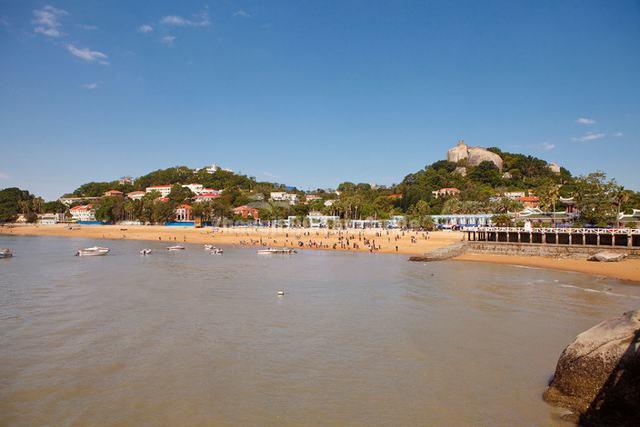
104;190;123;197
387;193;403;200
69;204;96;222
126;191;145;200
146;185;173;197
194;192;221;203
518;196;540;208
233;205;260;219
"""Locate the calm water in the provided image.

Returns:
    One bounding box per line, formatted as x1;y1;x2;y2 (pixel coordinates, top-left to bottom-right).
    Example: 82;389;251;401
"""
2;236;640;426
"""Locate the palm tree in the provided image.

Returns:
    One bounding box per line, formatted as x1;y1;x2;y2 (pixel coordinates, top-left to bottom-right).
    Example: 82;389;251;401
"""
614;188;630;228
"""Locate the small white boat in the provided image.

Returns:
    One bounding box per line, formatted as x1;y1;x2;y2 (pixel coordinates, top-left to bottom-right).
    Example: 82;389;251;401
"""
209;247;223;254
140;249;153;255
76;246;109;256
204;244;214;250
166;245;185;251
257;247;297;255
277;290;285;296
0;248;13;258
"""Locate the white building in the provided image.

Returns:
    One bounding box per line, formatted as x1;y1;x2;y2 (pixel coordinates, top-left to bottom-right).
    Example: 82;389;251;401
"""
270;192;299;205
305;195;322;202
182;183;204;195
324;199;335;207
145;185;172;197
38;213;64;225
69;204;96;222
126;191;146;200
119;176;134;185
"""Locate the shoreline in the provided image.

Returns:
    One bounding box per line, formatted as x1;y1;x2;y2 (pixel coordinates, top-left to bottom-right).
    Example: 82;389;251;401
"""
2;224;640;283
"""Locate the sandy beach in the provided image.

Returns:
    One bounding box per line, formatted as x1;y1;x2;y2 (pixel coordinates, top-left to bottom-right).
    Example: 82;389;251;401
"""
2;224;639;283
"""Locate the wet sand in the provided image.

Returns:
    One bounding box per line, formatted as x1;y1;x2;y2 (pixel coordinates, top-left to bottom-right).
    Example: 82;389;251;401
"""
2;224;639;283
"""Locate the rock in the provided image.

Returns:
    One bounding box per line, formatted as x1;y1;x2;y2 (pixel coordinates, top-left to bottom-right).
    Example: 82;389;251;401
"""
547;162;561;174
454;166;467;176
543;309;640;426
588;252;628;262
408;242;467;261
446;140;503;170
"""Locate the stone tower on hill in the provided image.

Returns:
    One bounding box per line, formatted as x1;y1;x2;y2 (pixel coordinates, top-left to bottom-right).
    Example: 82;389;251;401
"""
447;140;503;171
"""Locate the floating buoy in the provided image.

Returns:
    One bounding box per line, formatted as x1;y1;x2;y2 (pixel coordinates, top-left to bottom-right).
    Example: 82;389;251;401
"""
277;290;285;296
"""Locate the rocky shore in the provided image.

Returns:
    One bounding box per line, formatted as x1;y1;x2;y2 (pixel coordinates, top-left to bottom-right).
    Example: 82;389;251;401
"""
544;309;640;425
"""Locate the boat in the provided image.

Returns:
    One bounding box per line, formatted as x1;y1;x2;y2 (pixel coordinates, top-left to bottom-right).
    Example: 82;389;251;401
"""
209;247;223;254
75;246;109;256
257;247;297;255
139;249;153;255
0;248;13;258
166;245;185;251
204;244;215;250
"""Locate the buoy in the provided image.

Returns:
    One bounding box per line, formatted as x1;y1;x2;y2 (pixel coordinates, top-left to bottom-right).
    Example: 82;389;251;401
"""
277;290;285;296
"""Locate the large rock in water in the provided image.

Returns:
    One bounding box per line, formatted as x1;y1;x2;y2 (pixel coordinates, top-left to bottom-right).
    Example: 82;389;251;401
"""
543;309;640;425
446;140;503;170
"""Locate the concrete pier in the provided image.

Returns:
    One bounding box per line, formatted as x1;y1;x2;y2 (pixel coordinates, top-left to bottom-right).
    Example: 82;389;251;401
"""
465;227;640;248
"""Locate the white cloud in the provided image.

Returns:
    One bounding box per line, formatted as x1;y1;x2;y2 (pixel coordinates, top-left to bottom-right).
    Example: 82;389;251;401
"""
33;5;67;38
160;10;210;27
77;24;98;30
66;44;109;65
81;82;99;89
572;132;606;142
234;10;252;18
138;24;153;33
0;171;9;180
540;142;555;151
161;35;176;46
614;132;623;137
576;117;596;125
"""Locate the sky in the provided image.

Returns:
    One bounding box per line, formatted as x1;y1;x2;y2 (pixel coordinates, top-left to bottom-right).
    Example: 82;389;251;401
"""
1;0;639;200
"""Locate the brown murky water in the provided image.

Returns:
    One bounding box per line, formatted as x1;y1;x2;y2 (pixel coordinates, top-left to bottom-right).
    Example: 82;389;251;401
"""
2;236;639;426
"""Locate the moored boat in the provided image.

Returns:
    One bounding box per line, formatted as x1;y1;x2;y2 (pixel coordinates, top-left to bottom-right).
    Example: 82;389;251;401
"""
257;247;297;255
0;248;13;258
209;247;223;254
76;246;109;256
166;245;185;251
140;249;153;255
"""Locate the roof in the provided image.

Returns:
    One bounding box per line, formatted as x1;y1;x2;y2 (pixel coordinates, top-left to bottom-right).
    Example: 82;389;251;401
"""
518;196;540;202
147;185;173;189
177;204;192;209
387;193;403;199
105;189;123;194
127;191;145;195
70;204;93;211
438;187;460;192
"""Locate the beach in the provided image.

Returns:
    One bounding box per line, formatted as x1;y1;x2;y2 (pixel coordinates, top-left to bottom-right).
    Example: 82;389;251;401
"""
2;224;640;283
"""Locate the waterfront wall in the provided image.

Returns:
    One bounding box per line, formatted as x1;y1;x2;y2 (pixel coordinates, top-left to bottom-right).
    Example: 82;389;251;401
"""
466;241;640;259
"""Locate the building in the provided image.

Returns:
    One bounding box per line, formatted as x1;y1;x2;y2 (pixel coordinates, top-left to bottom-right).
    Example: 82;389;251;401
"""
431;187;461;199
119;176;134;185
430;213;494;228
233;205;260;219
194;192;221;203
69;204;96;222
518;196;540;209
306;212;339;228
126;191;146;200
618;209;640;227
104;190;123;197
270;192;299;205
324;199;335;207
387;193;403;200
502;191;526;200
305;195;322;202
182;183;204;195
59;196;100;206
38;213;65;225
175;204;192;222
146;185;173;197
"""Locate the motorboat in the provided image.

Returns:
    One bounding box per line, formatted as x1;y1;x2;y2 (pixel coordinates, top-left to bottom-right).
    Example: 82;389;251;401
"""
0;248;13;258
257;247;297;255
166;245;186;251
139;249;153;255
76;246;109;256
209;247;223;254
204;244;214;250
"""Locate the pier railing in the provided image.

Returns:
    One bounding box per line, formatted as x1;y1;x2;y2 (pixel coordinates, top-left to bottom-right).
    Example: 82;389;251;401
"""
463;226;640;248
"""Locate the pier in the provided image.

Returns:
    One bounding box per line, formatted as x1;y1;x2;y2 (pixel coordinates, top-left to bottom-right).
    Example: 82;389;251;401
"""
465;227;640;248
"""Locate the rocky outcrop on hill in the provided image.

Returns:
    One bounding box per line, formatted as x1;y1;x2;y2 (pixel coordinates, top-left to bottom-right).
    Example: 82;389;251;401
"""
447;140;503;170
454;166;467;176
547;162;561;174
543;309;640;425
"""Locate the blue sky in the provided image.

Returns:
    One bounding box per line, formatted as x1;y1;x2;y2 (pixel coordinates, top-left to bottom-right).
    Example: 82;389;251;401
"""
1;0;639;200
